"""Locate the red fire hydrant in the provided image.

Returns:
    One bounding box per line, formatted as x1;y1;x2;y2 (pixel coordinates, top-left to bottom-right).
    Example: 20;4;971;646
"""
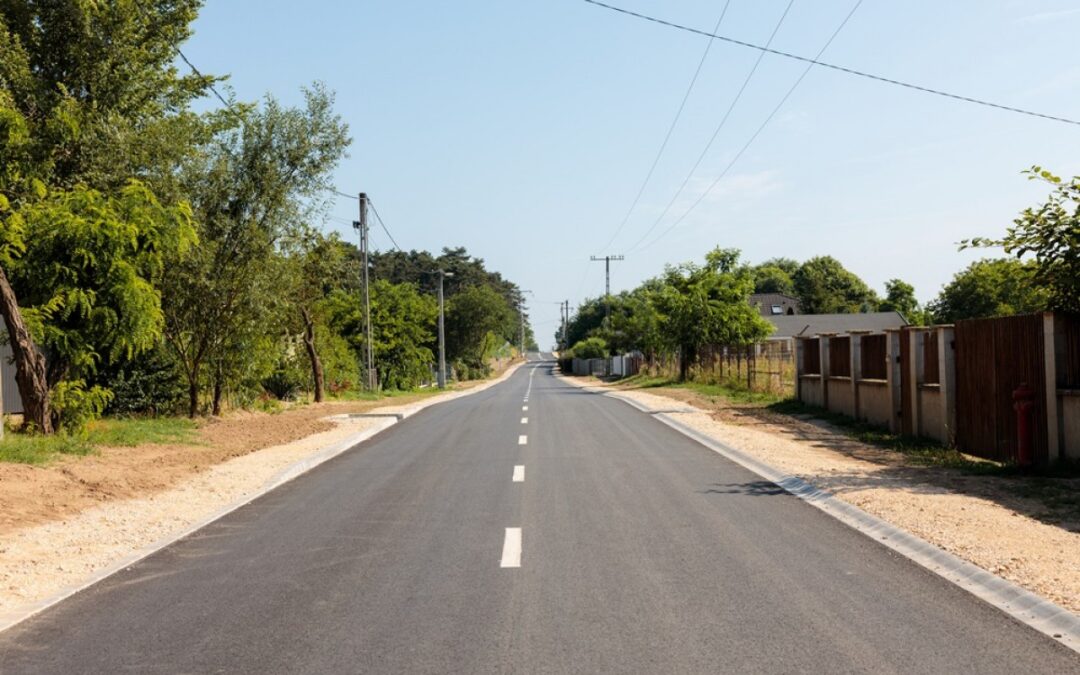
1012;383;1036;468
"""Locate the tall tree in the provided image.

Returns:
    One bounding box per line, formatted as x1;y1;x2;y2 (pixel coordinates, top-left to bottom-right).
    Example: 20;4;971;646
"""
879;278;923;323
0;2;211;432
284;231;351;402
792;256;878;314
964;167;1080;314
927;258;1045;323
652;248;772;380
162;84;350;416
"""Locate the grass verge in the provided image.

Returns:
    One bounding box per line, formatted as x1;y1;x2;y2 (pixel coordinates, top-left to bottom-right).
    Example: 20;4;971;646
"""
0;417;199;465
612;373;786;406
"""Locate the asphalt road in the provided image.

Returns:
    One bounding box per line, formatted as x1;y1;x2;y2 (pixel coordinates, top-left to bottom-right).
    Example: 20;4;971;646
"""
1;357;1077;673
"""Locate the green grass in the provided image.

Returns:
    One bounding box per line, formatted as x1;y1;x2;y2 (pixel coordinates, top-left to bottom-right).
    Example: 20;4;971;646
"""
0;417;199;465
86;417;198;447
613;373;786;405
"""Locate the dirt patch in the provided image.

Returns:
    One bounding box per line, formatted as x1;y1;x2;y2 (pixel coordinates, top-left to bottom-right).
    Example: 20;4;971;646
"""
582;379;1080;614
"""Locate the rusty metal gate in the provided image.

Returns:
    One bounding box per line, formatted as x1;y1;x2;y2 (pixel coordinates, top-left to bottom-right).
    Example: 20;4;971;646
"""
954;314;1048;464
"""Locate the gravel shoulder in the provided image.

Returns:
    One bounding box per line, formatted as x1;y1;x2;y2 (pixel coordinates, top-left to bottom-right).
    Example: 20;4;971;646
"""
0;364;521;623
578;378;1080;615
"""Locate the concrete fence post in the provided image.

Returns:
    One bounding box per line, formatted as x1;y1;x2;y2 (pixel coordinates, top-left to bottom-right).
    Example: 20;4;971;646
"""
795;338;805;402
886;330;902;433
909;329;922;437
820;336;831;411
938;326;957;446
1044;312;1061;463
850;333;862;421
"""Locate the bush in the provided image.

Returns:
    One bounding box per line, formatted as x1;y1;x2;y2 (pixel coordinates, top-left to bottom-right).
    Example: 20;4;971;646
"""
99;346;185;416
51;380;113;433
569;337;608;360
262;354;307;401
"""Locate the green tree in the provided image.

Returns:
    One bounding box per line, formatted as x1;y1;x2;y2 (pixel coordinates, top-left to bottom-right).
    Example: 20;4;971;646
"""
446;284;514;377
792;256;878;314
879;278;926;324
325;281;437;390
927;258;1045;323
964;167;1080;313
0;2;212;432
284;231;352;402
162;84;350;416
752;259;797;295
653;248;772;380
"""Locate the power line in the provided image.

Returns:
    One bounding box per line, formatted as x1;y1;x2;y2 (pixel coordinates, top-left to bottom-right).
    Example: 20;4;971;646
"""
583;0;1080;127
634;0;864;252
368;199;403;252
596;0;732;254
624;0;797;253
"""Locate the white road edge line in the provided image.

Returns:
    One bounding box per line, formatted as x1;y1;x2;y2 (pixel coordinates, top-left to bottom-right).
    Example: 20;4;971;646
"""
500;527;522;568
565;376;1080;655
513;465;525;482
518;435;528;445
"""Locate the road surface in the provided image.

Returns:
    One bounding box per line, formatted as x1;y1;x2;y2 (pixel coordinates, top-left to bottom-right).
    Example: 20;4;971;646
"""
1;358;1076;673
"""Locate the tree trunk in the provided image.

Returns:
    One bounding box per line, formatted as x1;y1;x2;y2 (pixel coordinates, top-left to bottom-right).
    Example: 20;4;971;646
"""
0;265;53;433
301;308;324;403
187;379;199;418
212;369;224;417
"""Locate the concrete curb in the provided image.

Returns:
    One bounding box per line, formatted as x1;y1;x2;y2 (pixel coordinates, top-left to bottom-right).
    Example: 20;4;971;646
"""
0;361;525;635
562;374;1080;654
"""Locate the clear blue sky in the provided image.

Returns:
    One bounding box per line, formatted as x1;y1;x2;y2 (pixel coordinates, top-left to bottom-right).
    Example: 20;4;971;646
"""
187;0;1080;347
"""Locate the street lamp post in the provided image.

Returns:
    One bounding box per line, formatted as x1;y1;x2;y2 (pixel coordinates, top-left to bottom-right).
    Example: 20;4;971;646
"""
437;270;454;389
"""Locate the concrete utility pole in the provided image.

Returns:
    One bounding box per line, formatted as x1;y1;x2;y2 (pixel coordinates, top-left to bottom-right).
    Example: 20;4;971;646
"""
518;290;533;357
354;194;376;390
562;300;569;350
590;255;625;323
437;270;454;389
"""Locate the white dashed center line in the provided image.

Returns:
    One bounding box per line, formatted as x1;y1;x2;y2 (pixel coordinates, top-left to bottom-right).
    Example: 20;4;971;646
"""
513;465;525;482
518;435;527;445
521;417;528;424
500;528;522;568
522;405;528;411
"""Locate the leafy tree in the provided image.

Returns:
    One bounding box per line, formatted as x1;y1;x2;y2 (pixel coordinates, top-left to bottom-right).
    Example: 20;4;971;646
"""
964;167;1080;313
752;259;797;295
446;284;514;377
284;231;352;402
162;84;350;416
878;278;928;324
325;281;437;390
927;258;1045;323
0;2;211;432
792;256;878;314
652;248;772;380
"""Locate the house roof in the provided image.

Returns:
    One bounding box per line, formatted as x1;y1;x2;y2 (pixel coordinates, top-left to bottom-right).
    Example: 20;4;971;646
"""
764;311;908;339
749;293;799;316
